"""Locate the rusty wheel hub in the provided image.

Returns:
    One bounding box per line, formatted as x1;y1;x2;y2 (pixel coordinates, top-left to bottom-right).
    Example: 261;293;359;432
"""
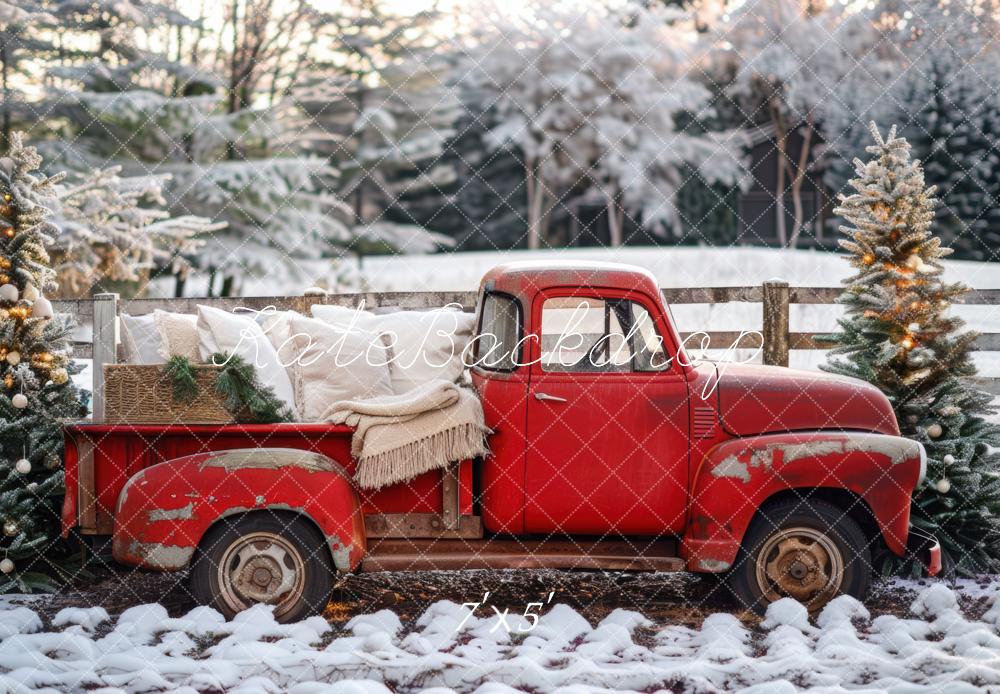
218;532;305;618
755;527;843;608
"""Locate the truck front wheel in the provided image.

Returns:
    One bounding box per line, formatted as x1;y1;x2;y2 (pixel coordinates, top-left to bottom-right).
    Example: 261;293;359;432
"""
728;499;871;614
190;513;335;622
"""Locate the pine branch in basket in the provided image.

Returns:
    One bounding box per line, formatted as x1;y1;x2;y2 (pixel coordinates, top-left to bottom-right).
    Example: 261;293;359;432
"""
209;353;293;424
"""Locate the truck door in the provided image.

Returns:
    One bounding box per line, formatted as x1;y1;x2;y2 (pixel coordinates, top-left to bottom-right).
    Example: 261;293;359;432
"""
524;289;691;535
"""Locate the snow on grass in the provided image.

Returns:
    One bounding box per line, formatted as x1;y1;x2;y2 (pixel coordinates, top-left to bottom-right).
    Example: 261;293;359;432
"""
4;584;1000;692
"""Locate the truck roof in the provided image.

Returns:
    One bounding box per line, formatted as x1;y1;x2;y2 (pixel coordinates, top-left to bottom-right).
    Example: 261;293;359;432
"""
481;260;660;297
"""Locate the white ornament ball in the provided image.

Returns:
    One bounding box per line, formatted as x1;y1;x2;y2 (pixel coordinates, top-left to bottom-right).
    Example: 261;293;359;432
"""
0;284;17;303
32;296;52;319
0;558;13;574
926;423;943;439
14;458;30;474
936;478;951;494
6;350;19;365
21;284;37;302
11;393;27;409
943;454;955;465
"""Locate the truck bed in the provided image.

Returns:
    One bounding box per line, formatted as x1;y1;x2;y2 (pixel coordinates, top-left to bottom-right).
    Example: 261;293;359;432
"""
62;422;474;538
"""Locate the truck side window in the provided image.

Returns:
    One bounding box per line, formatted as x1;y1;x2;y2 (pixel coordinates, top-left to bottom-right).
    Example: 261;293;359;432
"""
540;297;670;373
475;293;521;371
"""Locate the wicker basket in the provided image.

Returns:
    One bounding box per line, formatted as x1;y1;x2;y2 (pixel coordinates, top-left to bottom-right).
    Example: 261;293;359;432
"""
103;364;234;425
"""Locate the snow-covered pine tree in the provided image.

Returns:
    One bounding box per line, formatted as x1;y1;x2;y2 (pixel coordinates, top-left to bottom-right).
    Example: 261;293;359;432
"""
42;0;358;295
821;123;1000;574
464;1;742;249
49;168;221;297
890;40;1000;262
0;134;87;591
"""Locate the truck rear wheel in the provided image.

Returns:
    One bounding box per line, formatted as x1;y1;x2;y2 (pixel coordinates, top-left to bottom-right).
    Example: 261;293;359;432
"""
728;499;871;615
190;513;335;622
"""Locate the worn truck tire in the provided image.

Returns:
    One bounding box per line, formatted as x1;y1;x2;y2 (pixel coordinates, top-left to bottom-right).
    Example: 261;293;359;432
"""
190;513;335;623
728;499;871;615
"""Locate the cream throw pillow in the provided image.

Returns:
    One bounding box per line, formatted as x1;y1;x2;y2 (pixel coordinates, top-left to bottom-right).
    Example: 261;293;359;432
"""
288;315;392;421
196;305;297;417
121;313;165;365
310;304;476;394
154;310;200;362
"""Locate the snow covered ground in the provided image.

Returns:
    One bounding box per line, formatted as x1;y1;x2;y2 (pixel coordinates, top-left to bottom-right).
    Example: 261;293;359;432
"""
3;581;1000;693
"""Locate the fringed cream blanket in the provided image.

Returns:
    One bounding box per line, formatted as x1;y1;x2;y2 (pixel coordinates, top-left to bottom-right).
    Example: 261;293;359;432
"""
327;380;491;489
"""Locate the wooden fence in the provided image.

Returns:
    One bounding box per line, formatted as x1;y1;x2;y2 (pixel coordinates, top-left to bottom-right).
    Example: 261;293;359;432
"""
53;281;1000;422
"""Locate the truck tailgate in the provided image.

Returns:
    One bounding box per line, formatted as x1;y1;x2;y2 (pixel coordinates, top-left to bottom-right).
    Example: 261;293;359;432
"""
62;422;474;536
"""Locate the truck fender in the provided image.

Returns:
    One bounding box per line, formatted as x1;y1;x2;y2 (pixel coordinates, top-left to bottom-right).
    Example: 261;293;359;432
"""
683;431;925;573
111;448;365;572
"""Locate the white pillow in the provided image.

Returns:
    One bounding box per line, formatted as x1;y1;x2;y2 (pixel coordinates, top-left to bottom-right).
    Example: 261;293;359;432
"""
256;309;299;370
288;315;392;421
196;305;297;417
372;309;476;394
311;304;475;394
154;310;200;362
120;313;165;365
310;304;377;331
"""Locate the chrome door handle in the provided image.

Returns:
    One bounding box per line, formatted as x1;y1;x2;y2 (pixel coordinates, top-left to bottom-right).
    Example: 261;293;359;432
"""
534;392;567;403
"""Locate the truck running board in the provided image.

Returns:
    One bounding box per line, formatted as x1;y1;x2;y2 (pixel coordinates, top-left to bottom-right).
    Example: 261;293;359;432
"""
361;538;686;572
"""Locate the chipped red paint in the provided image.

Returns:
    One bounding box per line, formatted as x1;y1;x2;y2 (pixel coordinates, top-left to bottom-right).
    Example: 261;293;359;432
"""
111;449;365;571
64;262;934;581
683;431;924;570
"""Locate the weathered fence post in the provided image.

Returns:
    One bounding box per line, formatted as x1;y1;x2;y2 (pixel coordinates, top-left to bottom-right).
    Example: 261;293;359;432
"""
91;293;119;422
762;280;790;367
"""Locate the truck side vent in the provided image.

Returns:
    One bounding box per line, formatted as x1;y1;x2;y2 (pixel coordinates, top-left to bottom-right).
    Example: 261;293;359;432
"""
692;407;716;439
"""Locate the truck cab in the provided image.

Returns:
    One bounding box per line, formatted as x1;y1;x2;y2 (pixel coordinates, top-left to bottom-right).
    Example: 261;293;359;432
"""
63;261;940;622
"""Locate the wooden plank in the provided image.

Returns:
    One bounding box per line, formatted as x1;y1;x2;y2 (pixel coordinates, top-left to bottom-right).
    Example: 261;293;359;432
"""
364;513;482;539
678;331;763;349
787;287;1000;305
91;294;118;423
661;286;762;304
970;377;1000;396
788;332;1000;351
441;463;460;530
109;291;479;317
762;281;790;367
362;538;685;572
788;287;843;304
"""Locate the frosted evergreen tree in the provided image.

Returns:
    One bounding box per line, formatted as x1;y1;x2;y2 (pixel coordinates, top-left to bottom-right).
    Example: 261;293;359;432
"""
890;42;1000;261
49;168;222;297
42;0;359;295
293;3;460;255
0;134;87;591
463;1;743;248
821;123;1000;574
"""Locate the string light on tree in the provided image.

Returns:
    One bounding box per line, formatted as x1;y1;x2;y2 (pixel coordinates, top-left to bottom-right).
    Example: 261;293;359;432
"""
821;122;1000;574
0;133;87;589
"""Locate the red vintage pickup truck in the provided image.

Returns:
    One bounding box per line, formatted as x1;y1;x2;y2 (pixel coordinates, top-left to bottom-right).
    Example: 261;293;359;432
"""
61;262;939;622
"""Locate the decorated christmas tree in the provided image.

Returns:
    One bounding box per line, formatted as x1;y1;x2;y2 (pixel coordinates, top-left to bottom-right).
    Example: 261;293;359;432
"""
822;122;1000;574
0;134;87;591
